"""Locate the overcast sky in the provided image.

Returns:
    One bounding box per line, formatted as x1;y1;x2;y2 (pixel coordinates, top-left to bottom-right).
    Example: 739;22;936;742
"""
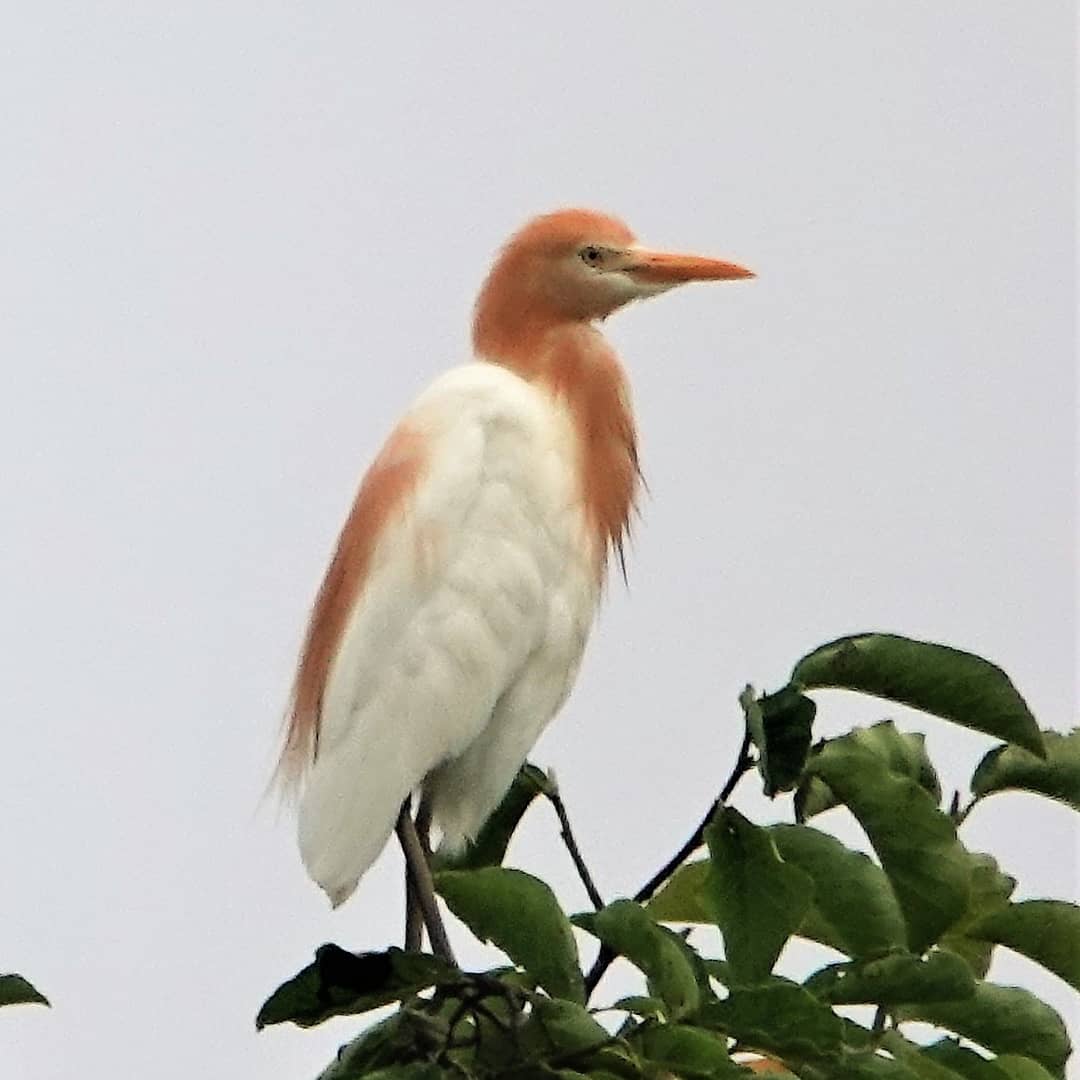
2;4;1076;1078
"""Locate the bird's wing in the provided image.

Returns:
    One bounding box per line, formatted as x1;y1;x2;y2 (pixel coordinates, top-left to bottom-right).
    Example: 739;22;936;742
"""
284;362;592;904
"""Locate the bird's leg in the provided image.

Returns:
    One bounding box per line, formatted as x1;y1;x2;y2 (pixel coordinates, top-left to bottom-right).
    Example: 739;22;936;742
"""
400;796;424;952
415;794;433;857
395;800;455;965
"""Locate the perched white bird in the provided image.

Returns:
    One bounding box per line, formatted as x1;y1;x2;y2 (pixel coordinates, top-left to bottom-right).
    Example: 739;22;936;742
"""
277;209;752;908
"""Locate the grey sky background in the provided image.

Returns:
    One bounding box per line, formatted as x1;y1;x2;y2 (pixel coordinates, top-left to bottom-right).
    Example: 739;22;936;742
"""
2;4;1076;1078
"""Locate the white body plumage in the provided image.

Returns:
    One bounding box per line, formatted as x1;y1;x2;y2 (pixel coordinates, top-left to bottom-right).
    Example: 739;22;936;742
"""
298;363;600;905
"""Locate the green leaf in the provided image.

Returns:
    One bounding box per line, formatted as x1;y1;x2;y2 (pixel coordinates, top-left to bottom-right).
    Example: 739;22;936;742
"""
939;853;1016;979
796;722;941;822
350;1066;445;1080
256;946;456;1030
806;738;969;952
920;1038;1060;1079
435;867;584;1003
898;982;1071;1077
744;684;816;796
970;729;1080;812
605;994;665;1018
0;974;49;1008
316;1010;448;1080
804;949;974;1006
648;860;712;924
704;808;814;982
700;982;852;1058
792;634;1044;757
520;998;611;1058
968;899;1080;993
432;763;548;871
770;824;908;958
633;1024;741;1078
573;900;699;1019
880;1032;972;1080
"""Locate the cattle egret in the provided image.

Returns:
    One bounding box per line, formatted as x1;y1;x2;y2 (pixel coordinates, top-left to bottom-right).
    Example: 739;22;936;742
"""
277;209;753;932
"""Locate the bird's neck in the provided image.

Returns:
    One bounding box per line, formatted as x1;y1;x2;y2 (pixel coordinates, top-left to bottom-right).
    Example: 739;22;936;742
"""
474;316;640;578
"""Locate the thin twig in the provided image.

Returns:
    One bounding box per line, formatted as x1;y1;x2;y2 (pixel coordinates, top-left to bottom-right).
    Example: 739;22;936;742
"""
396;801;456;965
543;779;605;911
584;731;755;997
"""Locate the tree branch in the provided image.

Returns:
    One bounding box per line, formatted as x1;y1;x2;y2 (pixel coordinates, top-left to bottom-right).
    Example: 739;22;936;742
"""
584;731;755;996
542;775;605;911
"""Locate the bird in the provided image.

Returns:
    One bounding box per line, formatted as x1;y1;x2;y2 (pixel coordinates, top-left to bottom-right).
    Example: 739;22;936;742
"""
276;208;753;921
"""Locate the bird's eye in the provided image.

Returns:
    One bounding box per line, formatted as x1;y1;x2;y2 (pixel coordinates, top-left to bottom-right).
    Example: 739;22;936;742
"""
580;245;604;267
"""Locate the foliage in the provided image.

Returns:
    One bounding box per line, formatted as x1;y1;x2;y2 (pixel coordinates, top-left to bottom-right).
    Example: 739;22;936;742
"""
0;973;49;1009
259;632;1077;1079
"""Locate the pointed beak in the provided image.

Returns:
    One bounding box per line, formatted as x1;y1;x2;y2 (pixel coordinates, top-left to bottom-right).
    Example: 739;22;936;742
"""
624;247;755;285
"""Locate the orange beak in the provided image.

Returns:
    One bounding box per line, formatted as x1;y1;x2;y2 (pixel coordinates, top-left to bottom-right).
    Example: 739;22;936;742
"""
625;248;755;284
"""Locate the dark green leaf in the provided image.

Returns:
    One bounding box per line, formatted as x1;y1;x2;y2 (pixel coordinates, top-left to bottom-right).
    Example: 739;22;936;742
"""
351;1066;445;1080
804;949;973;1006
808;1055;924;1080
898;982;1071;1076
648;860;711;924
770;824;908;957
939;853;1016;979
796;722;941;823
573;900;699;1019
807;739;969;951
435;867;584;1003
968;900;1080;993
633;1024;741;1078
704;808;813;983
745;685;816;796
792;634;1044;757
700;982;853;1058
0;974;49;1008
256;946;456;1030
970;730;1080;812
920;1037;1060;1079
432;763;548;871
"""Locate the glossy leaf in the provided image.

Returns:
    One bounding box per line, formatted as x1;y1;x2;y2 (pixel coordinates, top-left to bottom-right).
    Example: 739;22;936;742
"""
807;739;969;951
574;900;699;1019
792;634;1044;757
432;763;549;871
633;1024;741;1078
704;808;814;982
898;982;1071;1076
804;948;974;1006
968;900;1080;993
435;867;584;1003
256;946;456;1030
770;824;908;957
970;730;1080;812
796;721;941;822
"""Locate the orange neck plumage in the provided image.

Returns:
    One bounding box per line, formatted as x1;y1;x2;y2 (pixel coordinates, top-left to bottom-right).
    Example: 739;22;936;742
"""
473;308;640;579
